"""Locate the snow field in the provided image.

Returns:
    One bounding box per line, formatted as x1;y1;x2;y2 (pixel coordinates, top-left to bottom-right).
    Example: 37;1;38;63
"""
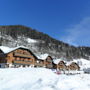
0;68;58;90
0;68;90;90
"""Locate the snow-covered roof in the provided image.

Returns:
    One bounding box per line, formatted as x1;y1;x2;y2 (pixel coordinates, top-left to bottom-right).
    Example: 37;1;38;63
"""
66;61;73;66
53;58;63;64
0;46;29;54
36;53;49;60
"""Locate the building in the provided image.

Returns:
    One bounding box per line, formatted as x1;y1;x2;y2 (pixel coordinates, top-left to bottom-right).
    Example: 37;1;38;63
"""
45;56;54;69
0;46;37;68
57;61;67;70
67;62;80;70
36;54;54;69
34;59;45;67
1;46;80;71
53;59;67;70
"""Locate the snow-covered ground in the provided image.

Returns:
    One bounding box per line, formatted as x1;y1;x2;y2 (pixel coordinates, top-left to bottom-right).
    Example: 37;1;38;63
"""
0;68;90;90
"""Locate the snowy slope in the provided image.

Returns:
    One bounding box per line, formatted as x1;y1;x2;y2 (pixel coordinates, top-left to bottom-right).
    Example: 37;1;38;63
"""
0;68;90;90
26;38;37;43
73;59;90;70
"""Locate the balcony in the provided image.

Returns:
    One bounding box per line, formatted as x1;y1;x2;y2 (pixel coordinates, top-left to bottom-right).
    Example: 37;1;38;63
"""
13;60;33;65
46;64;53;68
35;62;44;67
46;59;52;63
14;52;32;58
0;60;7;63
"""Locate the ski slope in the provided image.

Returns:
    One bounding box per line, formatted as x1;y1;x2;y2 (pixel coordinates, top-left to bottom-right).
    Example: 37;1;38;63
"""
0;68;90;90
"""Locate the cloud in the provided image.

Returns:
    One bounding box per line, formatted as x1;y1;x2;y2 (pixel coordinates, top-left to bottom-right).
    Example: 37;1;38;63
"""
61;17;90;46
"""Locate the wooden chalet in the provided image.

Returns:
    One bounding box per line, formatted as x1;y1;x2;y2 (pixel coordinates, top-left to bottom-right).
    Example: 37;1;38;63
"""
45;56;54;69
57;61;67;70
53;59;67;70
67;62;80;70
0;46;37;68
35;54;54;69
0;46;80;71
34;59;45;67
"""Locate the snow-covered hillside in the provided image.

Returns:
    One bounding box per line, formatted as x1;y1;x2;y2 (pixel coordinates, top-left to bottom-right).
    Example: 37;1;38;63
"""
1;25;90;59
73;58;90;70
0;68;90;90
0;33;40;54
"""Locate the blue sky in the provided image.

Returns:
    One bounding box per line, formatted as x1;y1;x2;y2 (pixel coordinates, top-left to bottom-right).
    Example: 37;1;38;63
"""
0;0;90;46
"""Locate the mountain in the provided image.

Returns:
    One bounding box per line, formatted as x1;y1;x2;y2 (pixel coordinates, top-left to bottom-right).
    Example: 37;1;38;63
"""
0;25;90;60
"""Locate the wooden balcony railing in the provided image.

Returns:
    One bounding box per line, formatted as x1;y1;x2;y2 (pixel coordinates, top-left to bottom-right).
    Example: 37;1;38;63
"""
13;60;33;65
14;52;32;58
34;63;44;67
0;59;7;63
46;64;53;68
46;60;52;62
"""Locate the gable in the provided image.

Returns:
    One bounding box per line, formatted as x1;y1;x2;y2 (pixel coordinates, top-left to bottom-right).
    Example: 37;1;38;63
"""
59;61;65;64
14;49;32;55
46;56;53;60
7;48;37;59
70;62;79;66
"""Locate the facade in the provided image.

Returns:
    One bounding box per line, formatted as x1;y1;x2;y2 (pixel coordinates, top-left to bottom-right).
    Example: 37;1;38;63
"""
0;47;54;69
0;47;37;68
35;55;54;69
53;59;67;70
34;59;45;67
56;61;67;70
45;56;54;69
67;62;80;70
53;59;80;71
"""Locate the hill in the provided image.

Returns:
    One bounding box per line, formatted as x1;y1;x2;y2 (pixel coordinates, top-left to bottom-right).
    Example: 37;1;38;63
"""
0;25;90;60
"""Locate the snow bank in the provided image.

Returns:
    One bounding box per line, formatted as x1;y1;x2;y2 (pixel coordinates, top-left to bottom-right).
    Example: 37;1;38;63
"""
0;68;90;90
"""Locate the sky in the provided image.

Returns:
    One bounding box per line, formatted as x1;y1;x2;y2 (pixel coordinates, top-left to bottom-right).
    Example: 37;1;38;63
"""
0;0;90;46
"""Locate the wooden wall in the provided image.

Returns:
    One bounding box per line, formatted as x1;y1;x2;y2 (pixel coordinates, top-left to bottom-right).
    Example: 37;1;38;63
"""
57;61;67;70
5;49;36;67
45;56;53;69
67;62;80;70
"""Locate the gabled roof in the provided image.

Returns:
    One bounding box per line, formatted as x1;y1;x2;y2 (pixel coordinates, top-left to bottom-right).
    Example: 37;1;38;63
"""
70;62;79;66
53;59;62;64
66;61;73;66
36;53;49;60
0;46;14;54
0;46;38;59
0;46;28;54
